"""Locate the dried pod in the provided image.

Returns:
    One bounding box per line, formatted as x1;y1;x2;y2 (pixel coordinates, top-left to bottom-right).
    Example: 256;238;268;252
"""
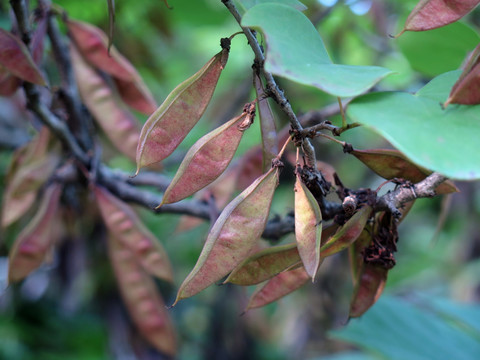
94;185;173;282
8;183;63;283
174;166;279;304
136;47;229;173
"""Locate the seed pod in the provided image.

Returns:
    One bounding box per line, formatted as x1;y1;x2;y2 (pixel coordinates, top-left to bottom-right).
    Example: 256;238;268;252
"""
107;233;176;356
294;170;322;281
245;266;310;311
160;104;254;206
350;148;458;194
174;166;279;304
235;145;264;191
70;44;140;161
136;47;229;174
8;183;63;283
67;19;157;114
349;264;388;318
401;0;480;34
321;205;372;257
254;73;278;171
94;185;173;282
0;28;45;85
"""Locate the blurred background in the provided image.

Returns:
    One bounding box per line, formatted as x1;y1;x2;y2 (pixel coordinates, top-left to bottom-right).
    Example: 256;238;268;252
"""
1;0;480;359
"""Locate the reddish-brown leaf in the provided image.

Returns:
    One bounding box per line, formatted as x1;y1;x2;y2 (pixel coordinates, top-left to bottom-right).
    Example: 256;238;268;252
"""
70;44;140;161
349;264;388;318
225;243;300;286
160;108;254;206
321;205;372;258
1;129;60;227
8;183;63;283
294;171;322;280
94;185;173;282
0;28;45;85
235;145;264;191
402;0;480;33
351;148;458;194
107;233;176;356
0;67;21;96
445;43;480;106
254;73;278;171
67;19;157;114
246;266;310;311
136;48;229;173
174;166;279;304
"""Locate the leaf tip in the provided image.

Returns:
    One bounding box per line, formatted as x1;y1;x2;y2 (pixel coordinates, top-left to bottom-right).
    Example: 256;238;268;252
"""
389;28;405;39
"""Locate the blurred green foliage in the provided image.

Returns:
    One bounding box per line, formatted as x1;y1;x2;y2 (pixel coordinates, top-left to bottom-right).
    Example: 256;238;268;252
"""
1;0;480;359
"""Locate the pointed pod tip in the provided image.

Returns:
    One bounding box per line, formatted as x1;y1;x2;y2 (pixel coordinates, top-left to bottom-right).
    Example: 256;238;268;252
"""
155;200;165;210
389;29;405;39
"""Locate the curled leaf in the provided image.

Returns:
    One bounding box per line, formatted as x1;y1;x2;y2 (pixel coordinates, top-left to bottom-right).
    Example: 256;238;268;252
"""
160;104;254;206
2;129;60;227
401;0;480;34
70;44;140;161
0;28;45;85
254;73;278;171
321;205;372;258
349;264;388;318
107;233;176;356
67;19;157;114
294;170;322;280
225;243;300;285
8;183;63;283
245;266;309;311
350;148;458;194
136;47;229;173
174;166;279;304
94;185;173;282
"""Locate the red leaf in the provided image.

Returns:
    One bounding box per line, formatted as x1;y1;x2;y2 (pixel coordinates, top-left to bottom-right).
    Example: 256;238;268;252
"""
174;166;279;304
8;183;63;283
0;28;45;85
402;0;480;33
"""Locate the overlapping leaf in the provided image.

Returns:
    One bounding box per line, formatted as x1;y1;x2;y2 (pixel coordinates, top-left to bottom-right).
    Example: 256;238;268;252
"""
70;44;140;161
94;185;173;282
67;19;157;114
246;266;309;310
347;71;480;180
107;233;176;356
254;74;278;171
136;48;229;173
241;4;392;97
174;166;279;304
235;145;264;191
8;183;63;283
160;105;254;206
0;28;45;86
350;148;458;194
294;171;322;280
401;0;480;33
1;129;60;227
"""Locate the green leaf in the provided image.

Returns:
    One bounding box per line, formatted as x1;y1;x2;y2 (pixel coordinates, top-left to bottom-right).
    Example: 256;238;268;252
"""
397;22;479;77
233;0;307;13
347;72;480;180
241;4;392;97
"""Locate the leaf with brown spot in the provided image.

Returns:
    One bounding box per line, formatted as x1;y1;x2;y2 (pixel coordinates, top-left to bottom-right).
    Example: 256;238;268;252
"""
0;28;45;85
245;266;309;311
351;148;458;194
160;106;254;206
8;183;63;283
67;19;157;114
294;170;322;280
321;205;372;258
254;73;278;171
400;0;480;34
445;44;480;106
174;166;279;304
107;233;176;356
2;129;60;227
136;48;229;173
70;44;140;161
94;185;173;282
